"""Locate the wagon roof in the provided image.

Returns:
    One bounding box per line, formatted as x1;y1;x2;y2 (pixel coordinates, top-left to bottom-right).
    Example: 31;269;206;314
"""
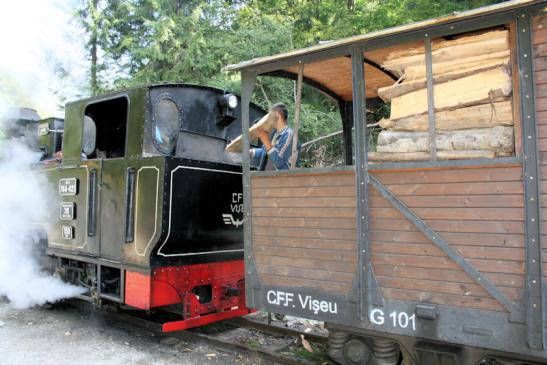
224;0;543;101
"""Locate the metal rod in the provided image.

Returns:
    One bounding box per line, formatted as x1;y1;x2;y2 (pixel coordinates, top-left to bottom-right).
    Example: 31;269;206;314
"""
240;71;260;304
368;156;521;171
351;46;370;321
369;174;516;313
516;11;545;351
87;168;97;237
425;35;437;161
290;63;304;169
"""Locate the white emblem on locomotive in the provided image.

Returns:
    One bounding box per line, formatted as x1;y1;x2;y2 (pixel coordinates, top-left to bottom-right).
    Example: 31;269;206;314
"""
223;192;243;227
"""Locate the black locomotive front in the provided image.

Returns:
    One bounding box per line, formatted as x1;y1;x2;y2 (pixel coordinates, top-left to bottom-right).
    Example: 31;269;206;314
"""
36;84;264;330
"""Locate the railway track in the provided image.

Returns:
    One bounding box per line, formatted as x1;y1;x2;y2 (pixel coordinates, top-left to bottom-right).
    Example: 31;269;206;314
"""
70;300;330;365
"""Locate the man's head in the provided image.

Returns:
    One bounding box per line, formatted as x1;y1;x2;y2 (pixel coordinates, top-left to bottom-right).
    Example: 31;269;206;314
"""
270;103;288;124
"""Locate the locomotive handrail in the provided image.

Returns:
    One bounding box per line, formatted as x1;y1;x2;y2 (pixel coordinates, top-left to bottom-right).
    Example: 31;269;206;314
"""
87;168;97;237
124;167;136;243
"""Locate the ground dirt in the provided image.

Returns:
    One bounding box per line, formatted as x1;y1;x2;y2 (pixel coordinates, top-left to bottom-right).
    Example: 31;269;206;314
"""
0;299;264;365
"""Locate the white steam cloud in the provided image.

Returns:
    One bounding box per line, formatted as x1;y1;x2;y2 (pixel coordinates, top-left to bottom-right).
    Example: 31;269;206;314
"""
0;0;87;116
0;140;85;308
0;0;88;308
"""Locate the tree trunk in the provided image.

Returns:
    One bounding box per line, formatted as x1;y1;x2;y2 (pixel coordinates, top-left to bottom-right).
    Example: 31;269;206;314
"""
378;55;510;101
404;50;510;80
383;30;509;76
369;150;496;162
379;100;513;131
376;126;514;154
90;0;98;95
389;67;512;121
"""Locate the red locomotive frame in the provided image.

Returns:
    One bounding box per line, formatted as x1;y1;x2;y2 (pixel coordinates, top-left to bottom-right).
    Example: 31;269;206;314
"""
125;260;252;332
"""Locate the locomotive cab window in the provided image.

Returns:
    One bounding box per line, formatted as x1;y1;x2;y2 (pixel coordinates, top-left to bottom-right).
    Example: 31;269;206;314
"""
84;96;128;159
152;94;182;155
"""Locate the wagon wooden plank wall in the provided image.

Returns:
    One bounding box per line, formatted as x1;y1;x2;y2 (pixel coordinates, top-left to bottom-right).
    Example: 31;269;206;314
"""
368;165;525;312
251;169;357;294
250;165;527;311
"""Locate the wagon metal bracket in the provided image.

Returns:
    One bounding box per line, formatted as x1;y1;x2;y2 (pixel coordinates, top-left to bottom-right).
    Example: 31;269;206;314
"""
240;71;262;304
517;10;545;351
368;174;517;314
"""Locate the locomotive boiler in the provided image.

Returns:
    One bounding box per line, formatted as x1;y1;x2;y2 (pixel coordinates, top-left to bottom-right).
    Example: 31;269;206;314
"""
28;83;265;331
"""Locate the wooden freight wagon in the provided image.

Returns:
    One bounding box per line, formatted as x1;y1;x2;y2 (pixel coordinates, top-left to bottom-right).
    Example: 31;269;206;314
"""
225;1;547;364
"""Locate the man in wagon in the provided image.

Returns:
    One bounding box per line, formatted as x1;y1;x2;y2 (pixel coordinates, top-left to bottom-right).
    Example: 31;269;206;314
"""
251;103;300;170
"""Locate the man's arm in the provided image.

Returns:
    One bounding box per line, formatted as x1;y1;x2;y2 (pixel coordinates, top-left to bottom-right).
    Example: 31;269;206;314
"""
250;147;265;167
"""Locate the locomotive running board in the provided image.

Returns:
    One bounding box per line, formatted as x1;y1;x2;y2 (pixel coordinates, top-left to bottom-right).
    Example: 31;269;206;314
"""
162;307;254;332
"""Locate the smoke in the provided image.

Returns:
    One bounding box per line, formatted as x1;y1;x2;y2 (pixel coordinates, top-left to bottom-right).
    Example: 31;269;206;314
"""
0;1;87;117
0;0;88;308
0;139;85;308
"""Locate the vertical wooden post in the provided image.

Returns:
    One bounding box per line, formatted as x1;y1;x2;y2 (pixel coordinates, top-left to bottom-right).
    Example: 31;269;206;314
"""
290;62;305;169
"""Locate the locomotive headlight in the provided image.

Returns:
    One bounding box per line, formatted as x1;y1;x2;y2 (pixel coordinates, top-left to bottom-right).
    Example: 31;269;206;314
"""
219;93;238;109
227;94;238;109
217;93;238;125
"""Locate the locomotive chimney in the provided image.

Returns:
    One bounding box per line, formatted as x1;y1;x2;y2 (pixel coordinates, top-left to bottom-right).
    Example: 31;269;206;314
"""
1;107;41;138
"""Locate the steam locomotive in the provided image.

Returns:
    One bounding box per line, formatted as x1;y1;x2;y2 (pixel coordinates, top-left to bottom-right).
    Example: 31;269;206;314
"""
11;84;265;331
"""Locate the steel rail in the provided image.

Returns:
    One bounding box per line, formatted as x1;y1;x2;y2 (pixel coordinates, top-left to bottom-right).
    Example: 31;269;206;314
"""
225;316;329;344
68;300;328;365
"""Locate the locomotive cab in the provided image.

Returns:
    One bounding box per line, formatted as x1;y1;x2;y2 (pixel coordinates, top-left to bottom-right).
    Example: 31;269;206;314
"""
39;83;265;330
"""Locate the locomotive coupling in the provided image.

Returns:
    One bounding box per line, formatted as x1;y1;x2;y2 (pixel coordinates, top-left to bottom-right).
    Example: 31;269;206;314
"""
223;286;240;297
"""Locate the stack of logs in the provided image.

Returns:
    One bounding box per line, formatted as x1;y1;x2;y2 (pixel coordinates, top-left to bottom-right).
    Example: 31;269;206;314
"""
369;30;515;162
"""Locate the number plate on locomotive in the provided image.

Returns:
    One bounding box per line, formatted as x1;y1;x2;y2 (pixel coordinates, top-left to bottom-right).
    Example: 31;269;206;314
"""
61;225;74;240
59;178;78;196
59;202;75;220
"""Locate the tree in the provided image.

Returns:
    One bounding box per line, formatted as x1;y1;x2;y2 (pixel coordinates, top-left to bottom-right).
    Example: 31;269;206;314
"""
76;0;503;165
78;0;106;95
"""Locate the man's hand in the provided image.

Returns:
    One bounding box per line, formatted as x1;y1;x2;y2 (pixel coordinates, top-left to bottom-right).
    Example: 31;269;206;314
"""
255;128;272;150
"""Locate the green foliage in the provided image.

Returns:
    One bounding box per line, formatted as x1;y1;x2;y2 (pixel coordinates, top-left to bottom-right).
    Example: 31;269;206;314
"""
77;0;503;165
285;341;330;363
